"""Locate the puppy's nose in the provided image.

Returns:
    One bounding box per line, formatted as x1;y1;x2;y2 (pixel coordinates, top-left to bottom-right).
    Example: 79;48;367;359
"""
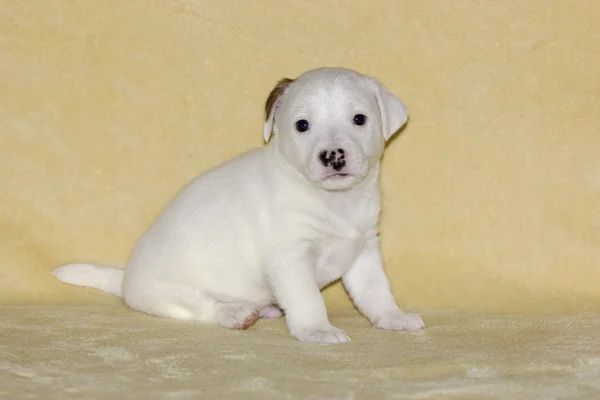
318;148;346;171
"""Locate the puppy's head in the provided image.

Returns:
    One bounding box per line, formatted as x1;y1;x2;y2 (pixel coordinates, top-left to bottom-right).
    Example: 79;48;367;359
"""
264;68;408;191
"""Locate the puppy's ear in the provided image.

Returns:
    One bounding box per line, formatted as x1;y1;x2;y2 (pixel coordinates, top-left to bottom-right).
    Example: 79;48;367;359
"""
264;78;294;143
370;78;409;141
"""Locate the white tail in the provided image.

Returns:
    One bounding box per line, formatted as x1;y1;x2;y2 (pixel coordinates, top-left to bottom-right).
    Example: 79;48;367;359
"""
52;264;125;297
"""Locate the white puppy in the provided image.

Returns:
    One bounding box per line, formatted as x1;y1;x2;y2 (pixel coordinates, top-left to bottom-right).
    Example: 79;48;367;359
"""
53;67;425;343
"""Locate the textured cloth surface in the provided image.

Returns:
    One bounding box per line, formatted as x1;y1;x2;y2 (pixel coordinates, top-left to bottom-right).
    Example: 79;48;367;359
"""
1;306;600;399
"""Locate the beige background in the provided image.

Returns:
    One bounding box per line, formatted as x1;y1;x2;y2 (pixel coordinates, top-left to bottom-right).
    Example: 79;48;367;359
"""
1;1;599;314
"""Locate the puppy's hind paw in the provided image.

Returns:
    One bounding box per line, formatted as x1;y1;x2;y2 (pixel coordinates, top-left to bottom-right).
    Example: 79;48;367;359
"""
216;303;259;330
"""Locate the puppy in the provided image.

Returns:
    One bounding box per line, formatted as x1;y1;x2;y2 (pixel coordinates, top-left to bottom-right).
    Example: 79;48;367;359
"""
53;67;425;343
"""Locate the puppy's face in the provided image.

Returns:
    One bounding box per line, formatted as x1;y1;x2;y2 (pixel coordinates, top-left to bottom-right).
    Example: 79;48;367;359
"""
264;68;408;191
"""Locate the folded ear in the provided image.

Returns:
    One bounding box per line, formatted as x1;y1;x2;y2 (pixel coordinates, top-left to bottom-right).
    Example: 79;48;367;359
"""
370;78;409;141
263;78;294;143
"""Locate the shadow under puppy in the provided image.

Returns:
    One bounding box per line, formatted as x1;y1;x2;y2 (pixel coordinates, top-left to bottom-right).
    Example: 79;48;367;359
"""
53;67;425;343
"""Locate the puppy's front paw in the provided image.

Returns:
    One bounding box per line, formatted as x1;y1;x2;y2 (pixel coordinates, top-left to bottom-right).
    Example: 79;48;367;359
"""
291;325;351;344
374;312;425;332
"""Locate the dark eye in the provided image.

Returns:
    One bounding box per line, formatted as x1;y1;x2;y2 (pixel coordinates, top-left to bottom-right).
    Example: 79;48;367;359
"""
353;114;367;126
295;119;310;133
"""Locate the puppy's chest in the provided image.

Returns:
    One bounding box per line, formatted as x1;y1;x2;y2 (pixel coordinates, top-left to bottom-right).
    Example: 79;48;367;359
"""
311;236;365;288
309;194;380;287
318;191;380;238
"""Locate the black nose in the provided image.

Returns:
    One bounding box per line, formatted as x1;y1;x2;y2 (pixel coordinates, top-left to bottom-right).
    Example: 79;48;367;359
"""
318;148;346;171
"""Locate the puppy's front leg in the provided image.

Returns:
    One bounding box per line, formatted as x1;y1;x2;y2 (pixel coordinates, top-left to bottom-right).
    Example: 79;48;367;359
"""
266;243;350;344
343;238;425;332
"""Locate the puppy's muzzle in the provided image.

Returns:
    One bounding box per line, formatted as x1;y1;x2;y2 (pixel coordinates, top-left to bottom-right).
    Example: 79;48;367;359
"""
318;149;346;172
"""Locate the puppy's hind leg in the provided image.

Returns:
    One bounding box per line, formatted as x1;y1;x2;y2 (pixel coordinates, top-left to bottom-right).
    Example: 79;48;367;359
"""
124;280;261;329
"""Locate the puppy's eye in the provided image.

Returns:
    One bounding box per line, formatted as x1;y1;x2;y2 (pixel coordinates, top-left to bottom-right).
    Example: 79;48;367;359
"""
295;119;310;133
353;114;367;126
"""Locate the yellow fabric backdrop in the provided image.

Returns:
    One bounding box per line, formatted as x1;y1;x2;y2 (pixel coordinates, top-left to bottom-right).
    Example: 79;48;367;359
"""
1;0;599;315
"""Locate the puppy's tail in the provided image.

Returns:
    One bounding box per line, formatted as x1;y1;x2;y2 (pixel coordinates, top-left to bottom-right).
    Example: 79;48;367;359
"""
52;263;124;298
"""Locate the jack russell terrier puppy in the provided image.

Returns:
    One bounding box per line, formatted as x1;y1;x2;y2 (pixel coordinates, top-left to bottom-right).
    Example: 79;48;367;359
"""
53;67;425;343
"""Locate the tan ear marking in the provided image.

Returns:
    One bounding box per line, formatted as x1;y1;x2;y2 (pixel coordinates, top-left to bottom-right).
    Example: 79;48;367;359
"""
264;78;294;121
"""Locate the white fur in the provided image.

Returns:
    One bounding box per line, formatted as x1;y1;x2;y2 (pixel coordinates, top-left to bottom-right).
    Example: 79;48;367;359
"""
53;67;425;343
